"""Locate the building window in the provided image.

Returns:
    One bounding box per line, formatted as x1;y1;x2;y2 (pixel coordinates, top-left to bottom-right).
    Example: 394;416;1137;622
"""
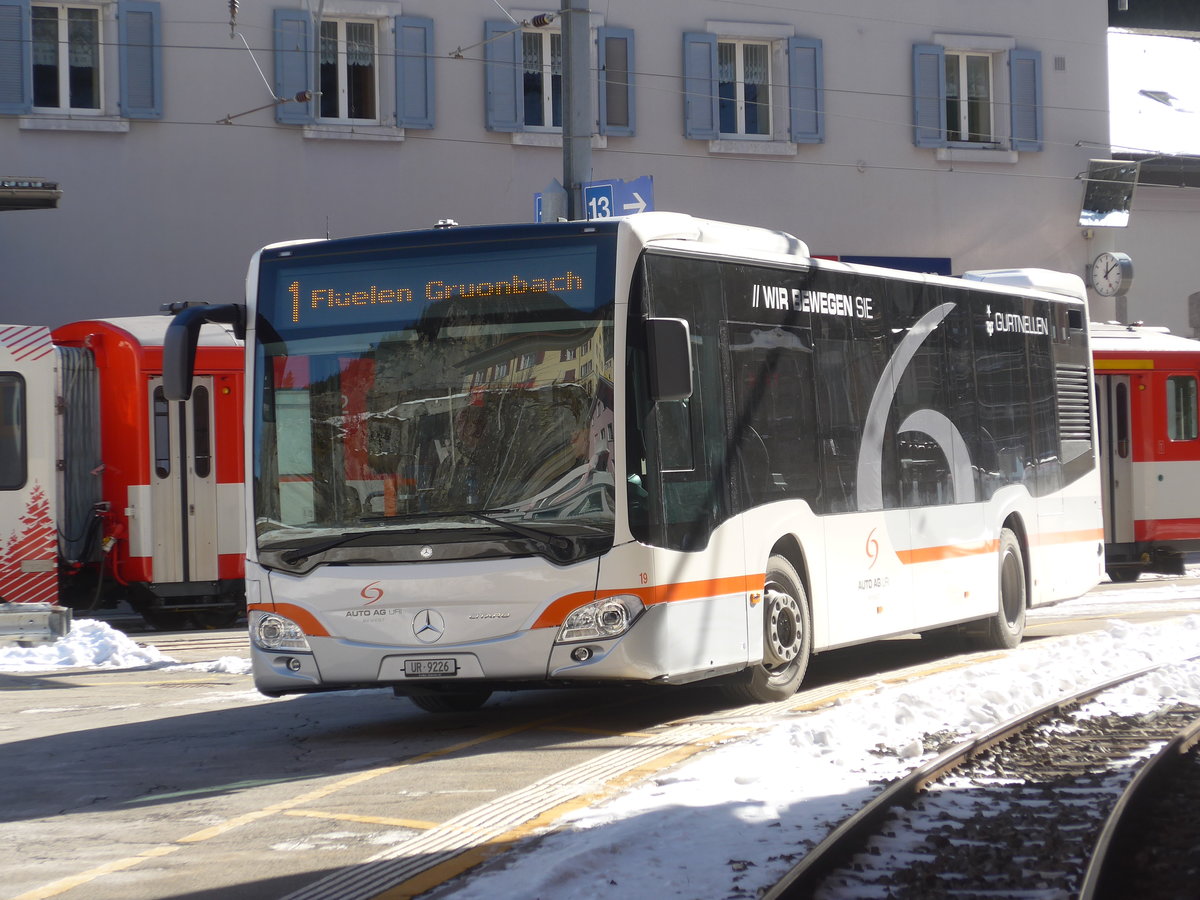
944;51;992;142
912;39;1042;152
522;29;561;129
484;20;634;136
1167;376;1198;441
32;4;100;111
718;40;770;136
683;29;823;146
319;19;377;121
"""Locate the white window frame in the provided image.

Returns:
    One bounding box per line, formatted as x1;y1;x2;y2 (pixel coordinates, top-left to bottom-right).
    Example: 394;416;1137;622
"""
934;33;1014;155
317;17;380;124
704;22;795;156
505;8;608;148
521;28;561;131
31;2;104;115
717;39;772;138
944;50;993;143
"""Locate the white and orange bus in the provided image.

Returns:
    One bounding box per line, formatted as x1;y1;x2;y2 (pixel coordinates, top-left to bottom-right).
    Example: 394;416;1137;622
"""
166;213;1104;710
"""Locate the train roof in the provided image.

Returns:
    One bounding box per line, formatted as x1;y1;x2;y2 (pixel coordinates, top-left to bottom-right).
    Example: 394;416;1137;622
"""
1091;321;1200;355
53;316;241;348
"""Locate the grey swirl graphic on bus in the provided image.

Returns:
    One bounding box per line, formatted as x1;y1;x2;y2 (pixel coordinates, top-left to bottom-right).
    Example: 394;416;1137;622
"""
855;302;975;511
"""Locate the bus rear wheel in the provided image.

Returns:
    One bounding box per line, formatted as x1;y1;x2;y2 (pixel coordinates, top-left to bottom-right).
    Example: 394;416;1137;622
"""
971;527;1026;650
722;555;812;705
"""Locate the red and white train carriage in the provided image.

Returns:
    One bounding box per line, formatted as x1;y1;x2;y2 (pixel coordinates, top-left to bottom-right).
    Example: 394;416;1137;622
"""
0;317;244;630
1092;322;1200;581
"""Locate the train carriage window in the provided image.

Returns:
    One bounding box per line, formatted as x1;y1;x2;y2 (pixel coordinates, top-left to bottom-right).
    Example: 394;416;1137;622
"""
153;385;171;478
1167;375;1198;441
0;374;26;490
192;385;212;478
1115;381;1130;458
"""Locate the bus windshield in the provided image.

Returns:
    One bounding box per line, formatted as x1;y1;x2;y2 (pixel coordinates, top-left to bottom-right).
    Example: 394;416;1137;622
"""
252;228;617;565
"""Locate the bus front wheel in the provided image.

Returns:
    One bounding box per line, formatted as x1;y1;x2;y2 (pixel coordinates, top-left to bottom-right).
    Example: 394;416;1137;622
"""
723;555;812;705
408;690;492;713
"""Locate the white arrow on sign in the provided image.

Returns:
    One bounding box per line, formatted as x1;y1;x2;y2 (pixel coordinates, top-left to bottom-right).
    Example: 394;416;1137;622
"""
622;192;647;214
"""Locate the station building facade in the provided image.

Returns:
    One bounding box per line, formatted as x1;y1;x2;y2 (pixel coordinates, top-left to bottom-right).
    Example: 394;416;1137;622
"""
1;0;1118;328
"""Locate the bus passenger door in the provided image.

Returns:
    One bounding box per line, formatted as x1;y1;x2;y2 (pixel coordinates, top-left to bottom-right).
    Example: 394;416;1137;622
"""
1096;374;1134;545
148;377;219;584
722;323;827;646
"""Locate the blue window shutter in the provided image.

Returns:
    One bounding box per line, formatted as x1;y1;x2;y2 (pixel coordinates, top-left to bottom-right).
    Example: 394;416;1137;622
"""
0;1;30;114
395;16;433;129
912;43;946;147
788;36;823;143
484;20;521;132
683;32;718;139
1010;48;1043;151
274;8;313;124
119;1;162;119
597;26;634;137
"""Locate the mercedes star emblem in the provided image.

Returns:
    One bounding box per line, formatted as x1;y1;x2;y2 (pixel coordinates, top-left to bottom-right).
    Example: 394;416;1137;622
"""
413;609;446;643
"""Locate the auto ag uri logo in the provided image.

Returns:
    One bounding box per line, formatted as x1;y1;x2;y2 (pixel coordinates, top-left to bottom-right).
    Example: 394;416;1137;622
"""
360;581;384;605
865;529;880;569
413;609;446;643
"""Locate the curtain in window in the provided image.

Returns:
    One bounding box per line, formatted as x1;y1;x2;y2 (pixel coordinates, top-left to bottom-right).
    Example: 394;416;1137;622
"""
345;22;373;68
32;11;57;66
68;9;98;67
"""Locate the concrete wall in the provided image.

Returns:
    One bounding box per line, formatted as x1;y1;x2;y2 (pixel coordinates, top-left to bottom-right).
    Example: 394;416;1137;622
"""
1;0;1110;327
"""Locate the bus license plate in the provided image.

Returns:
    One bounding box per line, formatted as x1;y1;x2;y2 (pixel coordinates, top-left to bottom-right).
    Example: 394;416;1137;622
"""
404;658;458;677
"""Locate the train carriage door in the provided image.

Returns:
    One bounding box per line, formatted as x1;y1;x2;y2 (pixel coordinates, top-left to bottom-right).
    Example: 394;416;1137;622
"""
1096;374;1133;544
148;377;219;583
0;327;58;605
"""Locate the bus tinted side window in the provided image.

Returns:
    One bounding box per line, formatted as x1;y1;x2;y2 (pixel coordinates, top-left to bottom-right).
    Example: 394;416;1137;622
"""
725;322;818;509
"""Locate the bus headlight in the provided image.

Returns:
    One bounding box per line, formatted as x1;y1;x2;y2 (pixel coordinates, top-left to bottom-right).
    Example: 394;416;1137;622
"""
556;595;644;643
253;613;311;652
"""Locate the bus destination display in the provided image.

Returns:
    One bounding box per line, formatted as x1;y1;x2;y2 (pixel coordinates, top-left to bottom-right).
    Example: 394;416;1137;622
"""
275;244;598;330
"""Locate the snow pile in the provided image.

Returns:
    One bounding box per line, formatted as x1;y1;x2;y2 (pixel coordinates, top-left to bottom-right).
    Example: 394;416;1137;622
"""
168;655;254;676
0;619;176;671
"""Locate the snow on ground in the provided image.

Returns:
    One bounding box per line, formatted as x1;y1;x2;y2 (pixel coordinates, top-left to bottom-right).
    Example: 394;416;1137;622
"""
0;619;253;675
5;586;1200;899
438;599;1200;899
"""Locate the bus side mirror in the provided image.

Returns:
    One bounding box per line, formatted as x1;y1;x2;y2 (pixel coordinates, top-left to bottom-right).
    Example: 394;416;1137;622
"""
162;303;245;401
646;317;693;403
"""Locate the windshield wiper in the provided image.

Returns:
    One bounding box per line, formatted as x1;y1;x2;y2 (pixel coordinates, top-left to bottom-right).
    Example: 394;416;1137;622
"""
278;530;382;565
277;510;571;566
469;512;572;553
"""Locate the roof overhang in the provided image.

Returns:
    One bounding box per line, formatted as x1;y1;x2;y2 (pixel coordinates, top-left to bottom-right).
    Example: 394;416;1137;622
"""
0;179;62;211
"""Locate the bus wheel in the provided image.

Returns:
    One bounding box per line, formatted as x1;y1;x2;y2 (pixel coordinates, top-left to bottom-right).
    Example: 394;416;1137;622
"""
974;528;1026;650
723;555;812;704
1106;567;1142;584
408;690;492;713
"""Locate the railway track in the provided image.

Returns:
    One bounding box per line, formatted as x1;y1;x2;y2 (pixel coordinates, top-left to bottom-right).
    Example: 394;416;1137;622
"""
764;657;1200;899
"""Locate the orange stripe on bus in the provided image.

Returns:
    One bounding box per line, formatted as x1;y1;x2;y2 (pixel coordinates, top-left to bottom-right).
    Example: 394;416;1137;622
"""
895;540;997;565
1032;527;1105;546
248;601;331;637
896;527;1103;564
530;574;762;630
